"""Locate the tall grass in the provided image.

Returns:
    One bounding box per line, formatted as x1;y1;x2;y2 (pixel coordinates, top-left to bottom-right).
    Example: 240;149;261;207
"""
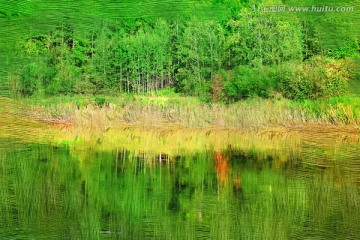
28;95;360;130
2;95;359;151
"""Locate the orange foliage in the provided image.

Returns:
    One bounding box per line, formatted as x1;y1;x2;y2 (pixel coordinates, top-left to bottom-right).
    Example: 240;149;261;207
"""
214;152;228;184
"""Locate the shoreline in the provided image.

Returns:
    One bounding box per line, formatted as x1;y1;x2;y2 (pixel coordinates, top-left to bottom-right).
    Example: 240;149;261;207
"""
44;120;360;134
27;95;360;131
1;96;359;145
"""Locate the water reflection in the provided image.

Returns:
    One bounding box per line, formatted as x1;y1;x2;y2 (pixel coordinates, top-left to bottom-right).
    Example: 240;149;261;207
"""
0;136;359;239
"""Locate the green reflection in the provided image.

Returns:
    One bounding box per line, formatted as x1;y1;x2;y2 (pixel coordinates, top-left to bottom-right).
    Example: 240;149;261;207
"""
0;140;359;239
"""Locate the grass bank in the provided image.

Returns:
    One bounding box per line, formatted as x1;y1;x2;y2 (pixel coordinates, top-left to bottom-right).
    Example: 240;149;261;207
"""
24;95;360;130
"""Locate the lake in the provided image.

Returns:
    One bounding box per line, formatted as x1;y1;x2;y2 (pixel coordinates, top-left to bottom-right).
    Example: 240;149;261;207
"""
0;128;359;239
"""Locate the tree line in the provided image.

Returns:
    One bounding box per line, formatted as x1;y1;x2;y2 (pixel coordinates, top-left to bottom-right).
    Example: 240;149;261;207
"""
9;8;359;101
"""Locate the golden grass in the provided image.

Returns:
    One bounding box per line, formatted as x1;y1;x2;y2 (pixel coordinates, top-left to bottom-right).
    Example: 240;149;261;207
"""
29;96;360;132
29;98;305;130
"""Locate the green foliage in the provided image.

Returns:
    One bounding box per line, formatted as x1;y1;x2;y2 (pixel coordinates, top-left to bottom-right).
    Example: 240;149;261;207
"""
19;63;43;97
94;96;107;107
326;39;360;59
225;9;303;68
176;20;225;96
223;66;270;101
301;21;322;60
75;99;88;109
3;1;359;101
274;58;350;100
74;80;96;95
152;88;179;97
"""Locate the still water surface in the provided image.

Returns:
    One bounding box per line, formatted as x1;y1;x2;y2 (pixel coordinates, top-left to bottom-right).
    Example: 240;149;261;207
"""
0;132;359;239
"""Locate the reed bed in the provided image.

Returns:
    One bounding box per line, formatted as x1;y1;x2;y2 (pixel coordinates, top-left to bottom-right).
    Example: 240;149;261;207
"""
28;96;360;131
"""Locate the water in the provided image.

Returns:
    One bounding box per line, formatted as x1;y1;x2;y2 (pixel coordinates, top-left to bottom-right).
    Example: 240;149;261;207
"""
0;132;360;239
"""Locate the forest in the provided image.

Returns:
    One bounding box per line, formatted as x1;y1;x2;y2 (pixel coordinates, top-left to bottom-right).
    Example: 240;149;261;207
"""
1;0;359;103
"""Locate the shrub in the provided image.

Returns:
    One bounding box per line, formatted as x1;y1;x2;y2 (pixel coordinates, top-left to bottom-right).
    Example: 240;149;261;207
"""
274;58;350;100
19;63;43;96
223;66;270;102
74;80;96;95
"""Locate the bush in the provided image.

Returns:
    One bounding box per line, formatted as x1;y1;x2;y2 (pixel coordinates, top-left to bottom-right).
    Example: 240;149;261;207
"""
223;66;270;102
19;63;43;96
74;80;96;95
219;57;351;103
274;58;350;100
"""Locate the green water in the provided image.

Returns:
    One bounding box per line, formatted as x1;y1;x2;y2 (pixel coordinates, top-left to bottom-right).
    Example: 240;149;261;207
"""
0;136;360;239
